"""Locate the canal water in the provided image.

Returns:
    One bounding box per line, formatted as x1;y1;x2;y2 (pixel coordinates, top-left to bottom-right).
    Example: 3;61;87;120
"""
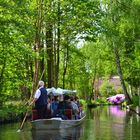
0;105;140;140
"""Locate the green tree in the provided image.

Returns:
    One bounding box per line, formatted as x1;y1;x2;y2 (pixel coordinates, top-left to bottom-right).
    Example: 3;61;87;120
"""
100;0;140;103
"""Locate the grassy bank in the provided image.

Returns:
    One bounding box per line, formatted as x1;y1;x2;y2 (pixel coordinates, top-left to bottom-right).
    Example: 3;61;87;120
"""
0;102;28;124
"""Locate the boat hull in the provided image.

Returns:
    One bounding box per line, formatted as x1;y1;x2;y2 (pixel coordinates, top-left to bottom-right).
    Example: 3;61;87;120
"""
31;115;86;130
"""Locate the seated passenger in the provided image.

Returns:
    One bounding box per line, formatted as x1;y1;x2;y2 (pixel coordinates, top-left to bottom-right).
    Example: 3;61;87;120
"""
58;95;72;110
50;96;59;116
74;96;80;108
70;96;79;119
57;95;72;119
46;96;51;118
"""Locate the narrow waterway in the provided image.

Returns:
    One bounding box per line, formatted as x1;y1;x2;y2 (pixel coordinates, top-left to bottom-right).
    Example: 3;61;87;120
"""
0;105;140;140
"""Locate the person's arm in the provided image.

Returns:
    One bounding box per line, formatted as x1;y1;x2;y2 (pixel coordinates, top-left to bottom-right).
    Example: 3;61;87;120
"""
29;89;41;106
29;98;38;106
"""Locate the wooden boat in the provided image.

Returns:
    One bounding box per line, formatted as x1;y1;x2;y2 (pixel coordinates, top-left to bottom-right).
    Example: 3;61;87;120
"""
31;113;86;130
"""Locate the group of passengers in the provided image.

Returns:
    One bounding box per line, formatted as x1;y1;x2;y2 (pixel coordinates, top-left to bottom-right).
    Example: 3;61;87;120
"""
30;81;83;120
49;94;81;119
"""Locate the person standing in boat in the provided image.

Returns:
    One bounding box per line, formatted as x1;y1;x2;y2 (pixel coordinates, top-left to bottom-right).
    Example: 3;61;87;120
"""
30;80;48;119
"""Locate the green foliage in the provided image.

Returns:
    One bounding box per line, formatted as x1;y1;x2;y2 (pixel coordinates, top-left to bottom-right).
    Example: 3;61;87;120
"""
99;0;140;105
0;0;140;112
0;102;27;122
99;81;116;97
79;99;87;108
91;97;109;105
0;0;34;105
116;87;123;94
132;95;139;107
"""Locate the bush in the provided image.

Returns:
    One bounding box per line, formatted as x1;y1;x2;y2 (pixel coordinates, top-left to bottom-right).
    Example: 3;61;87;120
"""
90;97;111;105
99;81;116;97
132;95;139;106
0;102;27;123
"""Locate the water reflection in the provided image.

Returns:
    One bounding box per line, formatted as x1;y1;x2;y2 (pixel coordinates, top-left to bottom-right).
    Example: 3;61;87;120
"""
85;105;140;140
31;125;84;140
1;106;140;140
109;106;126;140
109;106;126;117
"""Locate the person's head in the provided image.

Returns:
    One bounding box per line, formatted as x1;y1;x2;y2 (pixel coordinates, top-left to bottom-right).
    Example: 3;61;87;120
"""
59;95;63;101
70;96;74;101
52;96;59;102
64;95;70;101
38;80;44;87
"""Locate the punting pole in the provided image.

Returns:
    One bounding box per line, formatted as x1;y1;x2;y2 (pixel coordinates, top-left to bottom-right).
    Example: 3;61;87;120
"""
17;70;45;132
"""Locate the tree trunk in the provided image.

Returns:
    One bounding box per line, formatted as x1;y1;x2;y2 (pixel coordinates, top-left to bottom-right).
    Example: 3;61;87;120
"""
40;44;45;81
62;45;69;89
0;58;6;107
0;58;6;93
31;0;43;96
129;81;133;98
138;81;140;106
113;42;132;104
92;63;97;100
55;0;60;88
46;25;54;88
32;45;39;97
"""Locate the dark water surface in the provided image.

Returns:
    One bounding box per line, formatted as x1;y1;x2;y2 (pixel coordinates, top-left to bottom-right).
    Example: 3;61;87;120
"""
0;106;140;140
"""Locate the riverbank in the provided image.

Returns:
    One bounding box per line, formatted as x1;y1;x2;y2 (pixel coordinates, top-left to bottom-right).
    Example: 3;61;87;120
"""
88;102;140;117
0;103;27;124
125;105;140;116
